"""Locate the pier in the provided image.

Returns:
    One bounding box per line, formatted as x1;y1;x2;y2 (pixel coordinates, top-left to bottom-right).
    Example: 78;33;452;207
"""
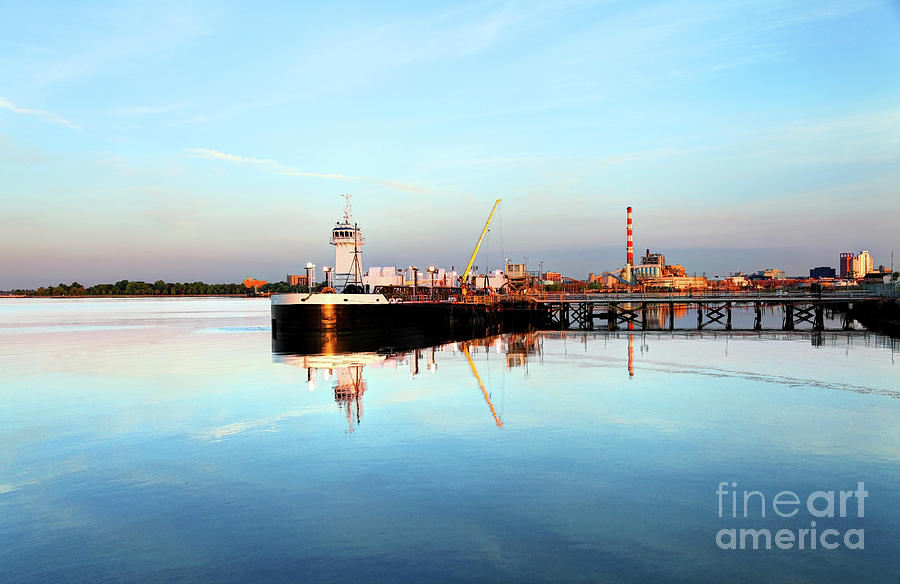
531;291;880;332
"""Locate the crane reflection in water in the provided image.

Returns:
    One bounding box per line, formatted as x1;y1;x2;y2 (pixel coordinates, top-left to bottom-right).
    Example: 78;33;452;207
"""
273;332;547;432
273;330;646;432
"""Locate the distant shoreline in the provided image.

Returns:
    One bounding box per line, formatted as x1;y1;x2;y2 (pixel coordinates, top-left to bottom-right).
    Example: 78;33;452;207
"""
0;294;260;299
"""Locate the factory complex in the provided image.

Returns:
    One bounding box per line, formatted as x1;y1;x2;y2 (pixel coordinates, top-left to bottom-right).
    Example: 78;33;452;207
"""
248;197;896;297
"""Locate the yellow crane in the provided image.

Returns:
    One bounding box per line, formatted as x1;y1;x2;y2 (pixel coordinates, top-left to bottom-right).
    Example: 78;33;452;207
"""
459;198;501;296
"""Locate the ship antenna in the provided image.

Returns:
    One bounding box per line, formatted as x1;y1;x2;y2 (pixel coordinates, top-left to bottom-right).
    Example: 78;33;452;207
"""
343;194;352;225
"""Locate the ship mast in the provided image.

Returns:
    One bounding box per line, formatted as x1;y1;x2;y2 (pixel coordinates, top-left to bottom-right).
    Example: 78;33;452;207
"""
333;195;365;292
343;194;352;225
347;222;363;288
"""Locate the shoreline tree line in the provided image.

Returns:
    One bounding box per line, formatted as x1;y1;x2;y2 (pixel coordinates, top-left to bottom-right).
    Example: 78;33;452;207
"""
9;280;309;297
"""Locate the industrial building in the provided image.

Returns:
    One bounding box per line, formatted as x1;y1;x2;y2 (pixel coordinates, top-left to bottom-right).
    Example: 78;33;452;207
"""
637;249;686;279
603;207;703;289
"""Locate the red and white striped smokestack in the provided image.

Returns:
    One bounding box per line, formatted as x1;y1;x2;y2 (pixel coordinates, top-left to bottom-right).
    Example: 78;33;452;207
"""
626;206;634;266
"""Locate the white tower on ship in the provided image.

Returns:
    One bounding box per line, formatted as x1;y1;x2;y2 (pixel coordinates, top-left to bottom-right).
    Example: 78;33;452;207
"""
331;195;364;289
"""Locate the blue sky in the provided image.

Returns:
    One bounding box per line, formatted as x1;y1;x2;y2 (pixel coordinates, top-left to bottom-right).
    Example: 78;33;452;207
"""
1;0;898;287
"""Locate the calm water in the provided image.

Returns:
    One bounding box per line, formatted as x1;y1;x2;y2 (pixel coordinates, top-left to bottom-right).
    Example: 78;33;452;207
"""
1;298;898;583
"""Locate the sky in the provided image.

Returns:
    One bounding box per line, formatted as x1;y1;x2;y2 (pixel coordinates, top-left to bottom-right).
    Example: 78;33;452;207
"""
1;0;899;288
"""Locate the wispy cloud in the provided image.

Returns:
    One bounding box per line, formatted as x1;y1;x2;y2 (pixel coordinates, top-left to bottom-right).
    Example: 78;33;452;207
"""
187;148;273;166
186;147;431;193
0;98;82;130
113;104;183;115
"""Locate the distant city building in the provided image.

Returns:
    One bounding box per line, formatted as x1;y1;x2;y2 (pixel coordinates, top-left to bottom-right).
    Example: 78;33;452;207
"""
809;266;836;279
854;250;874;278
286;274;308;287
839;252;855;278
840;250;874;279
724;275;750;288
755;268;785;280
243;277;267;291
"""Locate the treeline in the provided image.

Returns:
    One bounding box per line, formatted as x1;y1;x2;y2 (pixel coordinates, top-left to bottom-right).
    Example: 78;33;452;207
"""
11;280;309;296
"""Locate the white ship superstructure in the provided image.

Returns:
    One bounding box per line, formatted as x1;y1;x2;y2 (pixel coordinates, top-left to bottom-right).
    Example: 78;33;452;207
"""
331;195;364;289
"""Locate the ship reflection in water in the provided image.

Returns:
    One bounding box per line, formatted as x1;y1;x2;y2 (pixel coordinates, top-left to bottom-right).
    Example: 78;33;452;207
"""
274;328;896;432
273;332;545;432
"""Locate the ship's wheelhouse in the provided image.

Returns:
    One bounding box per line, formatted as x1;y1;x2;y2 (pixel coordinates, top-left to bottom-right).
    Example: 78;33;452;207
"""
332;226;358;239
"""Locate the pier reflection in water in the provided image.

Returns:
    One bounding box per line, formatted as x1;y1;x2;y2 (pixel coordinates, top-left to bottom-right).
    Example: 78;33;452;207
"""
273;328;897;431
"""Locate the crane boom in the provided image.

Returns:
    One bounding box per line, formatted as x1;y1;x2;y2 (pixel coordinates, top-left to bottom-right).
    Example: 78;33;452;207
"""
460;199;501;287
462;344;503;428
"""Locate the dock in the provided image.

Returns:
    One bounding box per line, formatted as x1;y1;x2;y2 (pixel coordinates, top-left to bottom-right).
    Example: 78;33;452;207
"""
529;291;880;331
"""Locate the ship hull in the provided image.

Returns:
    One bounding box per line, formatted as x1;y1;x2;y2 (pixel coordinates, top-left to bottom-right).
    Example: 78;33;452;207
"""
270;293;547;354
271;293;457;353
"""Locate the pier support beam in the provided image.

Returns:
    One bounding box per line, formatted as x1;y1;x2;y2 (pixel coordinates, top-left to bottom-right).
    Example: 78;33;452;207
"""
698;303;731;330
610;303;643;330
528;296;860;334
571;302;592;330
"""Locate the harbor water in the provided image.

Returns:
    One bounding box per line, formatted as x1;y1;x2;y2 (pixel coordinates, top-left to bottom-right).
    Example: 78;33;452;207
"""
1;298;898;582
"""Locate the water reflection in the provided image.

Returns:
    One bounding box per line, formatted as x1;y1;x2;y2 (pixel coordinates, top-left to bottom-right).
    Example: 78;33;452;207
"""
274;333;549;431
4;299;899;583
274;329;899;431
